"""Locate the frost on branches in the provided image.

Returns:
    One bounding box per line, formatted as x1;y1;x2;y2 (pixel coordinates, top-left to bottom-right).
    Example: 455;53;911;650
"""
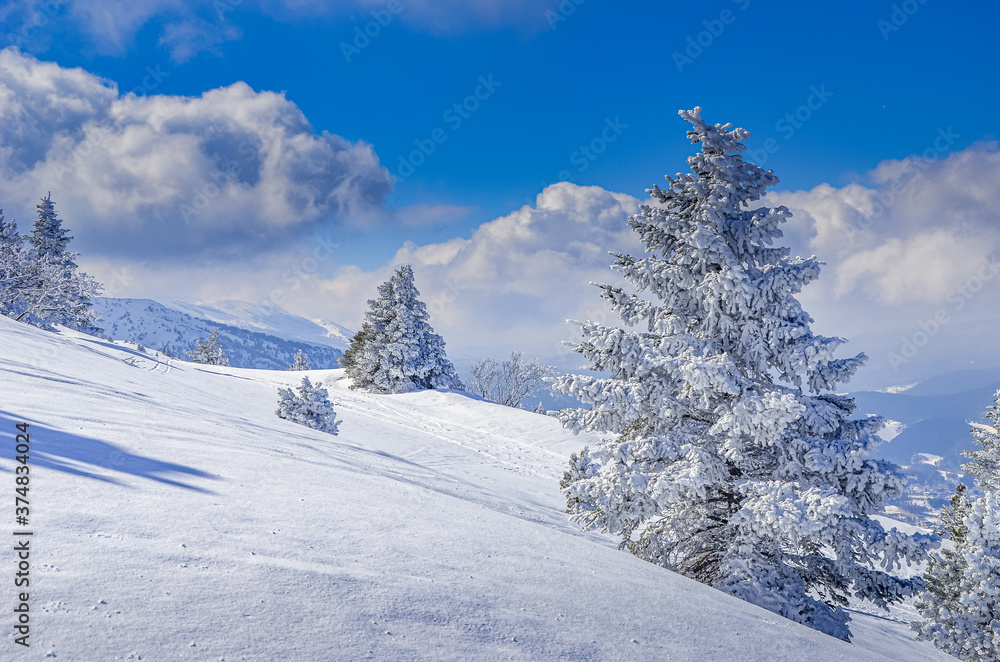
0;196;102;331
187;329;229;366
555;107;934;640
289;349;311;371
964;389;1000;492
468;351;556;409
912;391;1000;660
276;376;340;435
345;264;463;394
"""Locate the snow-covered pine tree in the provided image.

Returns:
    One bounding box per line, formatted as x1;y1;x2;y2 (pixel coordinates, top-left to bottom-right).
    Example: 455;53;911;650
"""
30;193;73;263
276;376;340;434
339;323;372;374
913;391;1000;659
951;491;1000;660
345;265;463;394
555;107;934;640
0;210;31;319
20;194;101;331
187;329;229;366
964;389;1000;492
912;484;974;656
289;349;311;371
0;205;101;330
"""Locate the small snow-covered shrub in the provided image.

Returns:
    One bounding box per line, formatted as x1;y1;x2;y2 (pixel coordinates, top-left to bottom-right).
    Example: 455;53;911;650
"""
276;376;340;435
288;349;311;371
187;329;229;366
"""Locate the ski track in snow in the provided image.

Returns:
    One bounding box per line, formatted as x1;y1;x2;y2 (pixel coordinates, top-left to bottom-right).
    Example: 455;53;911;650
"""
0;319;955;661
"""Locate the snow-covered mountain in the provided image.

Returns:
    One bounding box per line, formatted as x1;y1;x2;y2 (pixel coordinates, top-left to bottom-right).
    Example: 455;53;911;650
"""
854;373;1000;526
92;297;347;370
0;315;953;661
166;299;354;350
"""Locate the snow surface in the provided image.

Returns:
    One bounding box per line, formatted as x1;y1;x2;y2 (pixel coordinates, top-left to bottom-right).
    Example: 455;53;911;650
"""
0;316;953;660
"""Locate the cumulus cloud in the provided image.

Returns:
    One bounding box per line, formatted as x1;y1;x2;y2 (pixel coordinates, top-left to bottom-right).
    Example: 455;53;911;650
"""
95;182;643;361
763;143;1000;388
306;182;642;356
0;48;394;258
767;142;1000;308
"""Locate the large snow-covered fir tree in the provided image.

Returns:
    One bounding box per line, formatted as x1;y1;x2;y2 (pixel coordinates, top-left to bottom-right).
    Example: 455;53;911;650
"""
555;107;934;640
912;484;975;657
187;329;229;366
345;265;463;394
276;376;340;434
913;391;1000;659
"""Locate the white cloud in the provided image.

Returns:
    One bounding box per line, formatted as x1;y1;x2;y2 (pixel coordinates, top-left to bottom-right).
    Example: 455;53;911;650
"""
309;182;642;355
767;142;1000;307
86;182;642;362
763;143;1000;389
0;48;394;258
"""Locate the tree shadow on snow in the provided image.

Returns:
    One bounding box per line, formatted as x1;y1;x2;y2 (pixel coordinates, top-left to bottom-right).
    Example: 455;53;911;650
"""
0;411;216;493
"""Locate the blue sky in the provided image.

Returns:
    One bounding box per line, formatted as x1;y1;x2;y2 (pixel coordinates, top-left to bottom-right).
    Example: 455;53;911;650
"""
2;0;1000;386
12;1;999;240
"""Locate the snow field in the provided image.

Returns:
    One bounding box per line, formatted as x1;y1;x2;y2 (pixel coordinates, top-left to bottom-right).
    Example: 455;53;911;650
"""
0;317;952;660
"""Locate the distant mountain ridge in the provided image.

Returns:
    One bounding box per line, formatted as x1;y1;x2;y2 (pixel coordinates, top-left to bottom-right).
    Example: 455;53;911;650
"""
855;374;1000;526
92;297;349;370
165;299;353;350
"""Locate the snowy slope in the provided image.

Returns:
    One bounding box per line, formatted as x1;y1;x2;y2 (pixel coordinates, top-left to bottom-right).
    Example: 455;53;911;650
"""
0;317;952;661
93;297;344;370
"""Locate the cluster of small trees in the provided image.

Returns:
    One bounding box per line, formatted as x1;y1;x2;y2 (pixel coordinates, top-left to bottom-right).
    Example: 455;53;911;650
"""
912;392;1000;659
468;351;555;410
0;194;101;331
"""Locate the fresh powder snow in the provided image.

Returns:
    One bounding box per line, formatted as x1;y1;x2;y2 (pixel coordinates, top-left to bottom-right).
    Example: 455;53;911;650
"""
0;316;953;660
